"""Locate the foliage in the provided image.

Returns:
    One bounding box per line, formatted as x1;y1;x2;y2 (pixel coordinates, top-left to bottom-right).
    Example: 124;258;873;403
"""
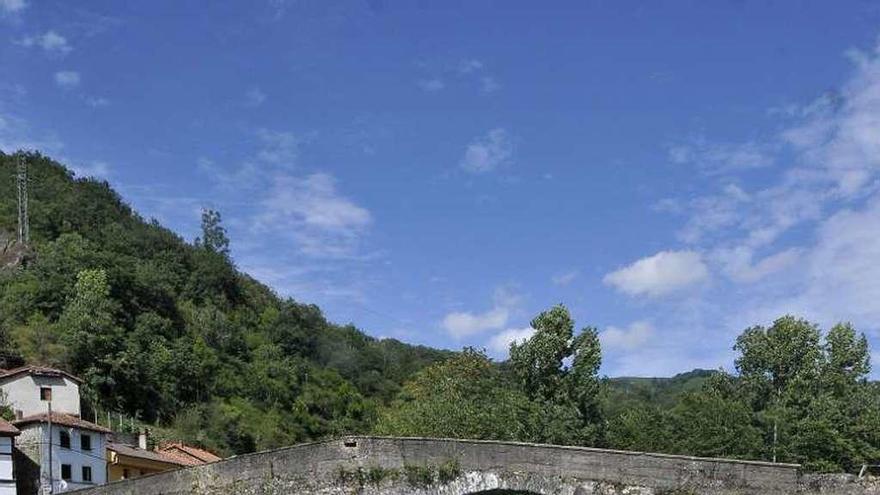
509;305;604;444
0;151;451;455
1;151;878;472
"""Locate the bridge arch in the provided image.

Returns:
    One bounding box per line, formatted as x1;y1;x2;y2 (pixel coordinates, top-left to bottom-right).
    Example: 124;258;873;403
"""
70;436;801;495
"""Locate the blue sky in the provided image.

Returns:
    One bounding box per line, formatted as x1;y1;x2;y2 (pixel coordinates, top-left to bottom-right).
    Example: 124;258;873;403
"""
4;0;880;377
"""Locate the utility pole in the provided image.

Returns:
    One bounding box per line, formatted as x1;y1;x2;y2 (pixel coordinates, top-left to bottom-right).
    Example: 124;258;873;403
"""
47;400;53;495
16;153;29;245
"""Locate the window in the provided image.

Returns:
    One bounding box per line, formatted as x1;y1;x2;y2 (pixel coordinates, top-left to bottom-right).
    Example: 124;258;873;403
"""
122;468;129;479
40;387;51;401
59;431;70;449
81;434;92;451
82;466;92;483
61;464;71;481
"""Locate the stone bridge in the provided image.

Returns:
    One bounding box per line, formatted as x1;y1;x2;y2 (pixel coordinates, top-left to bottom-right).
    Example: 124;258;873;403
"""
72;436;876;495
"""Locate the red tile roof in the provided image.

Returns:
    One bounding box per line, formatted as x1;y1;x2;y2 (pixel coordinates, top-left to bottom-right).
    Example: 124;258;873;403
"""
156;442;222;466
107;442;189;466
0;419;20;436
13;412;112;433
0;366;83;384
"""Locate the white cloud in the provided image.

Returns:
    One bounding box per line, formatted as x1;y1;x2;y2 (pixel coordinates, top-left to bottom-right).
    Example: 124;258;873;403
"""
256;128;299;165
552;270;579;286
458;59;484;74
265;173;371;230
255;172;372;258
0;111;63;154
600;321;654;352
668;140;775;175
245;87;266;106
441;286;521;339
0;0;25;14
604;250;709;297
460;128;513;173
443;307;509;340
488;326;536;354
481;76;500;93
54;71;80;89
799;197;880;324
19;31;72;54
713;246;802;283
417;79;444;92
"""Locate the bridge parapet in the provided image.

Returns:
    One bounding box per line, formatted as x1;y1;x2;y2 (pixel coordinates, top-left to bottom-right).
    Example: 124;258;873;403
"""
69;436;868;495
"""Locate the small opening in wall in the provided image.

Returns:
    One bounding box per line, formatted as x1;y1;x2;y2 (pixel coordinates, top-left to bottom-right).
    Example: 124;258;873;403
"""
343;439;357;447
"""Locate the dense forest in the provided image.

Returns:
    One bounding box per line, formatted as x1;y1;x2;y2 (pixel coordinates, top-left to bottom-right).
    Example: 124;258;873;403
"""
1;151;878;473
0;151;451;454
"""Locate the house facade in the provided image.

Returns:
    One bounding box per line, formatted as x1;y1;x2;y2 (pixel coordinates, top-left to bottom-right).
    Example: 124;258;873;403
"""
0;419;20;495
0;367;82;418
14;412;110;494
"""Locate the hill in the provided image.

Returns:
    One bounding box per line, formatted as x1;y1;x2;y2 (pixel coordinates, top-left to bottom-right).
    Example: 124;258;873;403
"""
605;369;718;414
0;151;451;454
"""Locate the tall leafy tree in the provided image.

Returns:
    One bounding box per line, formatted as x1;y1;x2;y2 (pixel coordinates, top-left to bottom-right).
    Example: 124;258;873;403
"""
509;305;604;444
196;208;230;256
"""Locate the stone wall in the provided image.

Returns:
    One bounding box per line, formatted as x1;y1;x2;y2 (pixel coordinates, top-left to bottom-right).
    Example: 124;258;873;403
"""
68;436;874;495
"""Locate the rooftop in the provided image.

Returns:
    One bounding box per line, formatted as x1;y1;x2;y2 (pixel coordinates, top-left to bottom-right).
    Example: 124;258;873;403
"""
156;442;222;466
107;442;189;466
0;419;19;436
13;411;112;433
0;365;83;384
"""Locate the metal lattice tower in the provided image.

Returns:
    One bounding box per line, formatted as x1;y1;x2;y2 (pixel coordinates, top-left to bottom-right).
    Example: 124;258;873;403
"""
16;153;29;244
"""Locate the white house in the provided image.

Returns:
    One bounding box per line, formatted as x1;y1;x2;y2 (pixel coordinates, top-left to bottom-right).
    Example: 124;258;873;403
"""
0;419;20;495
0;367;82;418
0;366;108;494
14;413;109;493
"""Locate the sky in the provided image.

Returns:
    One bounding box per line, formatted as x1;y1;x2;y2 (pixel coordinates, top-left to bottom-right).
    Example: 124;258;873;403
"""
3;0;880;377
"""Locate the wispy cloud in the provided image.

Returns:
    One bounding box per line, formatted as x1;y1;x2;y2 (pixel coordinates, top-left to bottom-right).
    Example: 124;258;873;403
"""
622;39;880;376
54;71;80;89
552;270;579;286
668;139;775;175
18;30;72;54
0;0;26;14
480;76;500;94
255;128;300;165
600;321;654;352
255;173;372;259
417;78;445;92
458;59;484;74
85;96;109;108
488;326;535;354
244;87;267;107
604;250;709;297
460;128;513;173
70;160;111;180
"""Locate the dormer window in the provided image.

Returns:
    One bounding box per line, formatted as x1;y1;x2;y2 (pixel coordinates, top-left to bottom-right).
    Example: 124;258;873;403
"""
40;387;52;401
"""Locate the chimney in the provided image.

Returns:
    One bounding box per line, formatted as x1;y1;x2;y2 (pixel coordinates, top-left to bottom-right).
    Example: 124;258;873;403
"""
138;430;148;450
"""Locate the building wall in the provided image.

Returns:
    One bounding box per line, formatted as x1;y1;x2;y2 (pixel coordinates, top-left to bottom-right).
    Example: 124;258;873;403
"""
0;374;81;418
107;459;171;482
17;423;106;494
0;436;16;495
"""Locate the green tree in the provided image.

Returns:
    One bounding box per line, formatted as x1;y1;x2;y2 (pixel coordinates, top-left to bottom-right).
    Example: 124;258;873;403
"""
196;209;230;256
375;348;543;442
509;305;604;444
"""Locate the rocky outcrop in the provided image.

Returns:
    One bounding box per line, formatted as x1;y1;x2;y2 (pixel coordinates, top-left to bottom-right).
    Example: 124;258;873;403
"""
0;231;29;270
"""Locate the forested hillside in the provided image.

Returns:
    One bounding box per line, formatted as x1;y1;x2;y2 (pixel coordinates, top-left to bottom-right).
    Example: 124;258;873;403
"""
1;151;878;473
0;151;451;454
